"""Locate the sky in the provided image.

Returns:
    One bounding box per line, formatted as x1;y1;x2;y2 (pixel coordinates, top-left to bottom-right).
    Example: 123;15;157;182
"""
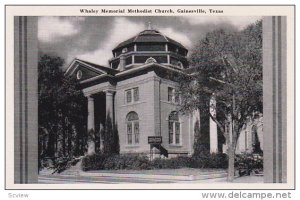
38;16;262;69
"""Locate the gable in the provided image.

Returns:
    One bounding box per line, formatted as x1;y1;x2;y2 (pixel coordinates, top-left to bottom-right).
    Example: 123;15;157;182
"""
72;64;102;81
65;59;107;82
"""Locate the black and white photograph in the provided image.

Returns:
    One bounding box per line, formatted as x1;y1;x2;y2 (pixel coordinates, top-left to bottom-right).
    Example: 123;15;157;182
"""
5;5;294;190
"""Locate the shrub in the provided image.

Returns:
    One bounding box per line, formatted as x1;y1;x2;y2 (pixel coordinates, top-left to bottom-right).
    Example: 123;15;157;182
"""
81;153;110;171
82;153;151;171
151;156;193;169
81;153;229;171
208;153;228;168
235;152;263;173
190;153;228;169
190;154;210;168
122;154;150;170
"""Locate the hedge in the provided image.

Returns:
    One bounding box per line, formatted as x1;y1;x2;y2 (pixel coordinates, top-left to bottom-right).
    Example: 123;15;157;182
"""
235;153;263;170
103;154;150;170
81;153;228;171
81;154;109;171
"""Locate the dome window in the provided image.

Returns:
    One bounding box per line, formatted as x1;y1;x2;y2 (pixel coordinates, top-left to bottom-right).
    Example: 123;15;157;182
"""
177;61;183;68
122;47;128;54
76;70;82;80
145;57;157;64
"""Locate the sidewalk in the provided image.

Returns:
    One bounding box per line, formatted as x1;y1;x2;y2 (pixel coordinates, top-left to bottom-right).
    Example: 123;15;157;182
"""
233;175;264;183
39;166;263;183
81;168;228;181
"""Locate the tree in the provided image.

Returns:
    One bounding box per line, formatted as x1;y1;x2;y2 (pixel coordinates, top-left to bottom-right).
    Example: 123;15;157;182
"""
193;119;210;156
179;20;262;181
38;54;88;167
101;114;120;155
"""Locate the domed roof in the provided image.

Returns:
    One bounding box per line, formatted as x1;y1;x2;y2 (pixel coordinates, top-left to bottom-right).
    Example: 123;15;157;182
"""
113;28;187;51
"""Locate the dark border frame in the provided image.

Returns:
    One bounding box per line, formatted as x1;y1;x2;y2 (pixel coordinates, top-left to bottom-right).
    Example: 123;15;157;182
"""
4;4;296;190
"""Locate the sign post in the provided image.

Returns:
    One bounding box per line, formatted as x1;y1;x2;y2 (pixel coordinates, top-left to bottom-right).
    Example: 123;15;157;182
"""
148;136;162;144
148;136;162;161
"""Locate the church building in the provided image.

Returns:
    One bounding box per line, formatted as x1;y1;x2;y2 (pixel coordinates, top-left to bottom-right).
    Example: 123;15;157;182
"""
65;24;261;157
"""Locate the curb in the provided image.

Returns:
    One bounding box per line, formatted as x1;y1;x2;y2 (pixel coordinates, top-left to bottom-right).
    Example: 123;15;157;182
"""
79;171;228;181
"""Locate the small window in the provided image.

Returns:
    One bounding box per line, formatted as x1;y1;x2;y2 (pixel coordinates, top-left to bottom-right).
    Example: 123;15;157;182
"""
174;92;180;103
177;61;183;69
168;87;180;103
76;70;82;80
122;47;128;53
168;87;173;102
133;88;139;101
126;90;132;103
125;87;139;104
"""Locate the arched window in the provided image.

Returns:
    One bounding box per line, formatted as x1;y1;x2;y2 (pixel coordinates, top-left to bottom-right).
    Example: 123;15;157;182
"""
168;111;180;144
126;112;139;145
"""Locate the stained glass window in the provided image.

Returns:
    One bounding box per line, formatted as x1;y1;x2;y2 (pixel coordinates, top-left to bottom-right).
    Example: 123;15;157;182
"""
126;112;139;145
175;122;180;144
168;111;180;145
134;122;139;144
127;123;132;144
169;121;173;144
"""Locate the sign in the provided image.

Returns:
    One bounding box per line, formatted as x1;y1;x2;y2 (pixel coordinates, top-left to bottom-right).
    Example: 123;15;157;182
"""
148;136;162;144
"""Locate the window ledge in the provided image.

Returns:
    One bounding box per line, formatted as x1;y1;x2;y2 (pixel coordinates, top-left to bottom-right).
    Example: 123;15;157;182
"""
121;101;146;107
160;100;181;106
169;144;183;147
125;145;140;148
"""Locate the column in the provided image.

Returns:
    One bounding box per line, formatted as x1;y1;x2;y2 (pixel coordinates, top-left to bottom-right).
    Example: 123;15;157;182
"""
105;90;114;120
99;123;104;151
118;55;126;71
237;129;246;153
14;16;38;184
87;95;95;155
263;16;287;183
210;119;218;153
209;95;218;153
247;125;253;152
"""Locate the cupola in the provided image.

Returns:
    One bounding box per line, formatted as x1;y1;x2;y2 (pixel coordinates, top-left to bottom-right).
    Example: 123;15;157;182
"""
109;22;188;71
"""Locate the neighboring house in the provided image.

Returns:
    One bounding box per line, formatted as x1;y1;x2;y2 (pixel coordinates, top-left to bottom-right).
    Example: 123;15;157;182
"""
64;26;262;157
235;113;264;154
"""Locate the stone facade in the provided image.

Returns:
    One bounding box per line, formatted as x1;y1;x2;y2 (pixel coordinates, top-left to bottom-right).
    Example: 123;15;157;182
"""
113;71;193;155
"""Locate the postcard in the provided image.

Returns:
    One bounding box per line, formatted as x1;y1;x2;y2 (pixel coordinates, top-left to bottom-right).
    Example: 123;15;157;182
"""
5;5;295;189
